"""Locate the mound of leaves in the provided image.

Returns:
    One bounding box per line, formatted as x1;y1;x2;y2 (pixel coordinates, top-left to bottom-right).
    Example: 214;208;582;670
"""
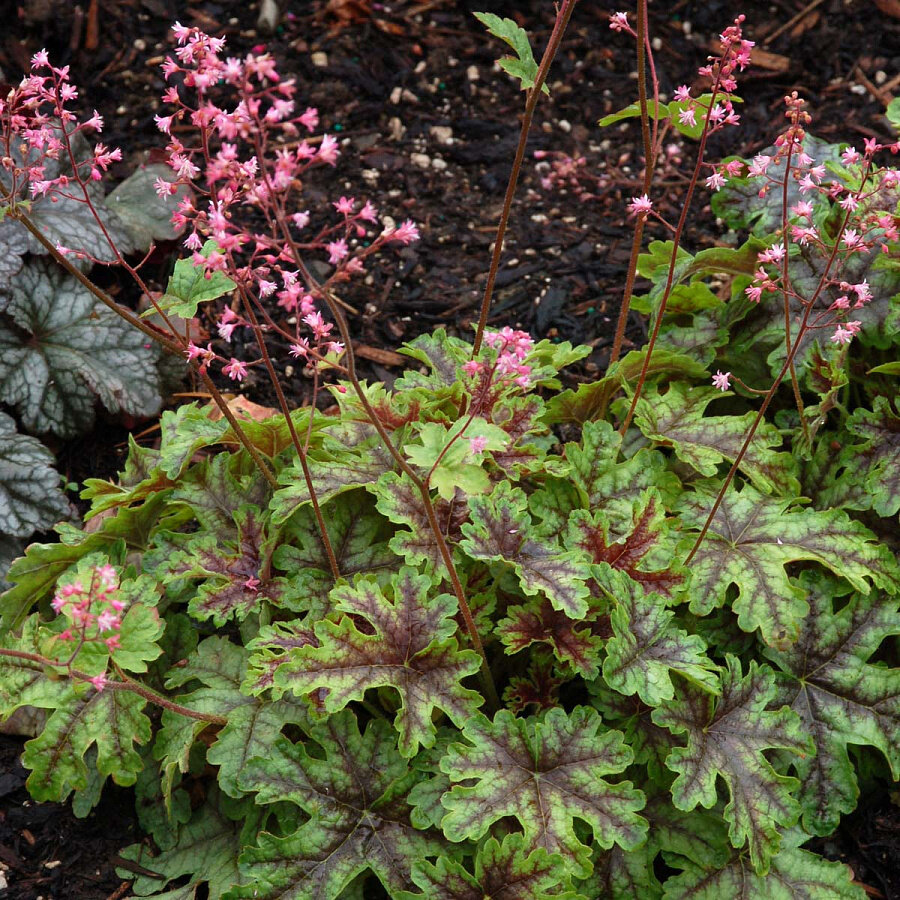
2;258;899;900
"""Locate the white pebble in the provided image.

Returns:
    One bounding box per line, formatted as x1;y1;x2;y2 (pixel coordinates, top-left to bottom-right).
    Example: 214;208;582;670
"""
411;153;431;168
467;65;480;82
430;125;454;145
432;157;448;170
311;52;329;67
558;119;572;133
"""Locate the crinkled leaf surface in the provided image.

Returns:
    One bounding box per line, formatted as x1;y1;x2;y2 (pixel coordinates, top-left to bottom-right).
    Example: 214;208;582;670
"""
398;833;575;900
566;491;685;600
662;843;865;899
439;707;647;876
158;636;307;798
763;572;900;835
0;411;68;537
843;396;900;518
634;383;798;495
273;568;482;756
231;711;446;899
652;658;812;873
677;482;899;647
0;216;28;292
0;260;161;436
601;569;718;706
120;789;258;899
460;482;593;618
497;595;604;678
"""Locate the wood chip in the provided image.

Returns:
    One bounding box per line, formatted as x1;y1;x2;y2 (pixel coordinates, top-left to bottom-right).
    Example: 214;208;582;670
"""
711;40;790;73
353;343;407;366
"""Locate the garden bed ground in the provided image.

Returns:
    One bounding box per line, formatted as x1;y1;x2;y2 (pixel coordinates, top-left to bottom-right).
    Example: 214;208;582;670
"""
1;0;899;897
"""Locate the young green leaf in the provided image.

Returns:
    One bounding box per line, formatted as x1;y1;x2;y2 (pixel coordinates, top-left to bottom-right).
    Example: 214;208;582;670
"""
843;396;900;518
652;658;812;874
460;482;594;618
272;568;483;756
233;711;447;899
0;260;162;437
763;572;900;835
157;240;236;318
474;12;549;94
440;707;647;877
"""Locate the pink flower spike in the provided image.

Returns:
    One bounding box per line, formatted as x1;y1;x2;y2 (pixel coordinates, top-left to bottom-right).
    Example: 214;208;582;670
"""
462;360;481;376
223;358;249;381
712;371;732;391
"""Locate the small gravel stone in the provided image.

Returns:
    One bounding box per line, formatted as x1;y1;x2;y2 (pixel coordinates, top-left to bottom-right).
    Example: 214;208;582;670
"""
430;125;454;145
466;65;479;82
431;157;448;170
411;153;431;169
311;51;329;67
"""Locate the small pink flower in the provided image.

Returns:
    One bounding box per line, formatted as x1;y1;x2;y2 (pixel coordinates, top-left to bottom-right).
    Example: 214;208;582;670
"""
830;325;853;345
327;239;349;265
712;371;731;392
469;436;488;455
89;674;107;692
391;220;420;245
462;360;481;376
627;194;652;216
705;171;727;191
609;11;630;31
678;107;697;128
223;358;249;381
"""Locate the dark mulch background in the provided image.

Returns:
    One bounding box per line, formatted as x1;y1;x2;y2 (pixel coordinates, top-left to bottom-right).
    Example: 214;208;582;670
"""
2;0;899;897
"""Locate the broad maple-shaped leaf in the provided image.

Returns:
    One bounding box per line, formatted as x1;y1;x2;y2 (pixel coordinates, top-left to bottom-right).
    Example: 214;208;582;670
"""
474;12;549;94
763;572;900;835
231;711;446;899
157;636;307;798
843;396;900;518
439;707;647;876
120;788;259;899
0;411;68;537
564;420;681;530
271;423;397;524
497;595;604;678
677;482;899;647
0;216;28;291
274;488;398;613
398;833;576;900
634;383;798;495
460;482;593;618
0;260;161;436
566;490;685;600
169;506;284;626
600;568;718;706
652;658;812;874
243;620;317;694
662;841;865;900
272;568;482;756
156;402;230;479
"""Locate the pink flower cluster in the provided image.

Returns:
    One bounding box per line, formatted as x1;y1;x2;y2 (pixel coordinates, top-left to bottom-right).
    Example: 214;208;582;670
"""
151;23;421;384
0;51;121;224
50;564;127;660
464;327;535;389
738;93;899;347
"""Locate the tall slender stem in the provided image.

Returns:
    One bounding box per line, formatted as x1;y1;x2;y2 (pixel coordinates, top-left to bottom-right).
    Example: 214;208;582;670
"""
472;0;577;355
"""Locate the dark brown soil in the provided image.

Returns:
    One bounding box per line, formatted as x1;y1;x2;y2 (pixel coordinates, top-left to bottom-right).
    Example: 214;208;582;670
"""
1;0;899;897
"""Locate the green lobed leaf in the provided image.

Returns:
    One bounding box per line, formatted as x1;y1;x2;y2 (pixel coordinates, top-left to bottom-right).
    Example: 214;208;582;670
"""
652;658;813;873
763;571;900;835
439;707;647;877
460;481;593;618
677;481;900;648
662;843;865;899
272;568;482;756
633;383;799;495
232;710;446;899
600;568;718;706
843;395;900;518
398;833;579;900
0;259;162;437
474;12;549;94
156;240;236;318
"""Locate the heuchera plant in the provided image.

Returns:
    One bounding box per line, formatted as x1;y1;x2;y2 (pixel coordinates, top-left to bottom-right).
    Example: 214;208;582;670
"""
1;5;899;899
